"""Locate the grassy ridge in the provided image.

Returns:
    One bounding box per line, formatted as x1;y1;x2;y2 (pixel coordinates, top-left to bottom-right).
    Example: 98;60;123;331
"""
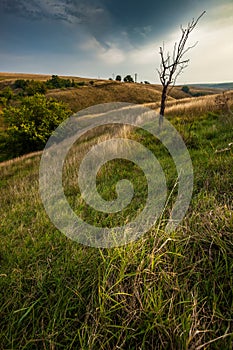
0;107;232;349
0;72;219;115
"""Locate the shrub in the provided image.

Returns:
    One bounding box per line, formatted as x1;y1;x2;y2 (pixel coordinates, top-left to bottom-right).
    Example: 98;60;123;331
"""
192;92;205;97
0;87;14;102
181;85;190;94
46;75;73;89
3;94;71;157
25;80;47;96
13;79;47;96
0;97;8;107
14;79;28;89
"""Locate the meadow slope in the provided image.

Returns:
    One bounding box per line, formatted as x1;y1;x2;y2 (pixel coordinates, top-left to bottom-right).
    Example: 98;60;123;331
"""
0;72;220;114
0;84;233;349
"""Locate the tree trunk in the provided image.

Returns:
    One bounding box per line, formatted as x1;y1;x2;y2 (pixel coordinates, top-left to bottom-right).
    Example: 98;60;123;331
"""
159;85;168;127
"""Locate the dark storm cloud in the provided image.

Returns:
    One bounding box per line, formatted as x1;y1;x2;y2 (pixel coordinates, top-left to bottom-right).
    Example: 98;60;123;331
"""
0;0;103;23
101;0;222;47
0;0;218;47
1;0;231;82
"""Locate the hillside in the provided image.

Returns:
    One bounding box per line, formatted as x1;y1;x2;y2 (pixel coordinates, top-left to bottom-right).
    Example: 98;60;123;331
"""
1;72;233;163
190;82;233;90
0;72;222;114
0;100;232;349
46;82;175;112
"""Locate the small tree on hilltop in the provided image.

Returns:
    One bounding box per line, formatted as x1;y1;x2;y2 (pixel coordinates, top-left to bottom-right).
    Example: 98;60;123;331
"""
123;75;134;83
115;75;122;82
157;11;205;126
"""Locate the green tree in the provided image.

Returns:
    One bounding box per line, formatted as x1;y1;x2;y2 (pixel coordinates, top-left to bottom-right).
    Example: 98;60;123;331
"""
3;94;71;156
115;75;122;82
14;79;28;89
181;85;190;94
123;75;134;83
25;80;47;96
46;75;73;89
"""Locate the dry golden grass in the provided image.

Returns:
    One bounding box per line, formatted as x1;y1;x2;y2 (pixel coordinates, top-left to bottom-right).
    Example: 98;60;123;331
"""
46;83;177;112
0;72;98;82
188;86;223;95
142;91;233;119
0;150;42;168
0;72;51;83
163;91;233;118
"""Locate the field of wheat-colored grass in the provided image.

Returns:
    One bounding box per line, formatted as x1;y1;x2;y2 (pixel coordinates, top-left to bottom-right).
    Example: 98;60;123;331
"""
143;91;233;119
46;83;173;112
165;91;233;115
0;72;98;82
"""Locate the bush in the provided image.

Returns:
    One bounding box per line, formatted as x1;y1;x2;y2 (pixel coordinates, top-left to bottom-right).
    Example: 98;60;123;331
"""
3;94;72;157
181;85;190;94
46;75;73;89
14;79;28;89
0;97;8;107
13;76;83;95
192;92;205;97
13;79;47;96
0;87;14;102
25;80;47;96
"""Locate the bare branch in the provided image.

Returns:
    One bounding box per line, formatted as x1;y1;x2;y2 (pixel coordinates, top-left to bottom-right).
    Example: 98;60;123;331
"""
157;11;205;127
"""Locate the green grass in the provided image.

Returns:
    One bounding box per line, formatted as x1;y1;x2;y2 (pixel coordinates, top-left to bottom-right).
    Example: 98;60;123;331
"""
0;112;232;349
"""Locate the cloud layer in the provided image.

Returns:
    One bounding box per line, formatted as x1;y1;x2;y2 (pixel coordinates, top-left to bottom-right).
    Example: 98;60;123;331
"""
0;0;232;83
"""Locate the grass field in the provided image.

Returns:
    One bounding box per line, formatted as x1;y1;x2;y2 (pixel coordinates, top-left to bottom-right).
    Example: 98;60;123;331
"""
0;82;232;350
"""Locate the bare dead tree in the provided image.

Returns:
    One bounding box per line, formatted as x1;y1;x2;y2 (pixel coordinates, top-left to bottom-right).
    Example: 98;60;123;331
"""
157;11;206;127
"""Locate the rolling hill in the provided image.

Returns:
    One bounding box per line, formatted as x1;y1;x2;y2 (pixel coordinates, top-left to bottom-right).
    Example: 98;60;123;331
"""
0;91;232;349
0;72;225;114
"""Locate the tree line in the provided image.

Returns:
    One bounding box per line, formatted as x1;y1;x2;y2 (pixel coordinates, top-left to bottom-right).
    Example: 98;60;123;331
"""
110;75;150;84
0;75;89;106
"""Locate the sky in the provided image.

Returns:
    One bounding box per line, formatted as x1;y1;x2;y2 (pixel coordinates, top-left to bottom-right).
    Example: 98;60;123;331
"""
0;0;232;83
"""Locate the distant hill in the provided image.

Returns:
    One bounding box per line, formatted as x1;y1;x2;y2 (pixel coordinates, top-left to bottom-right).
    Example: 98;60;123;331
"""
189;82;233;90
